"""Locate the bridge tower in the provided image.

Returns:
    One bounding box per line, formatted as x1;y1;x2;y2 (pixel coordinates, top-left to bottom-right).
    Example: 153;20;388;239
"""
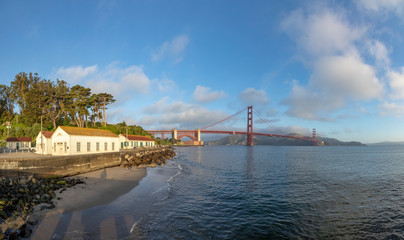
247;106;253;146
195;129;201;141
312;128;317;146
172;129;177;143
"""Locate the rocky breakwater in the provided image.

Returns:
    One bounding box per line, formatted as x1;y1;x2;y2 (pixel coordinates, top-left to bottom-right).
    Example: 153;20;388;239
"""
120;146;176;168
0;176;84;239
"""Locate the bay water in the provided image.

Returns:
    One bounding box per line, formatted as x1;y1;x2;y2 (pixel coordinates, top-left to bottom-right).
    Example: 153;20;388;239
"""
50;145;404;239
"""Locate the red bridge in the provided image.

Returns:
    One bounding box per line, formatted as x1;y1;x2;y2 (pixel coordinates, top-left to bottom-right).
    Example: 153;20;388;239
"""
147;106;318;146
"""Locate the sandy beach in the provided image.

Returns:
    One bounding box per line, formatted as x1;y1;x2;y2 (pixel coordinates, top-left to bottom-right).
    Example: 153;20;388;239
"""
29;166;147;239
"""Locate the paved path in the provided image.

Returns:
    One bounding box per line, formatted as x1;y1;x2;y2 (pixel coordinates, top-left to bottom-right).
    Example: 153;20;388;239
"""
0;152;51;159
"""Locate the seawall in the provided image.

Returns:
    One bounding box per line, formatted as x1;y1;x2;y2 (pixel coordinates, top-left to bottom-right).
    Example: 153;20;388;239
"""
0;147;175;177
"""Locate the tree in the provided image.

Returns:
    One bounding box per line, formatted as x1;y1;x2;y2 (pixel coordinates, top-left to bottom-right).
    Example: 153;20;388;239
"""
24;79;53;125
10;72;40;117
88;93;103;126
0;84;14;121
45;79;69;129
97;93;115;127
65;85;91;128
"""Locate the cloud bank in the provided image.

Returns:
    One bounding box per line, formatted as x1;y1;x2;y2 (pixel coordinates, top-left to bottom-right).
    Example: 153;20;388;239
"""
193;85;226;103
280;8;387;121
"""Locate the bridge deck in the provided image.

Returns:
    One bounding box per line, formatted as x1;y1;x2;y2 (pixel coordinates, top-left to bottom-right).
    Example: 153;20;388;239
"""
147;130;316;142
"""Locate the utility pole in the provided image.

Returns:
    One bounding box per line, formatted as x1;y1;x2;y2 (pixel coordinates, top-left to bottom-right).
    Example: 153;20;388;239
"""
126;126;128;148
41;115;43;154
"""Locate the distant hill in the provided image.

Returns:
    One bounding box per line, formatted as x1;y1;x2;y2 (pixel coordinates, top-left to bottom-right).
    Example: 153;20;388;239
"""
367;141;404;146
207;134;365;146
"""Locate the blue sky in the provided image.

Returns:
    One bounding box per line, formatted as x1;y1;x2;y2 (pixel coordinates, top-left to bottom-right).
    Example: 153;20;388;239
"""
1;0;404;143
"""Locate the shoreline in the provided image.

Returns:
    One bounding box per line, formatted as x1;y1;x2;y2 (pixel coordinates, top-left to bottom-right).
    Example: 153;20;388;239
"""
0;146;176;239
29;166;147;239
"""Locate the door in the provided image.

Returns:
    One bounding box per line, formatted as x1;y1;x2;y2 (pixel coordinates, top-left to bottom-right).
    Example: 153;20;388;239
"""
57;142;63;154
16;143;19;150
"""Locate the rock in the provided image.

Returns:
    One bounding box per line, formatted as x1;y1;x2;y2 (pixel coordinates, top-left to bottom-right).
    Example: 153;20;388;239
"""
19;223;32;238
9;231;19;240
148;163;158;168
0;210;7;219
19;179;27;186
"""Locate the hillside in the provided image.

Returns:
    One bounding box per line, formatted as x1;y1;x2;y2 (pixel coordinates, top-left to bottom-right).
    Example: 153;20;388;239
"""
207;134;365;146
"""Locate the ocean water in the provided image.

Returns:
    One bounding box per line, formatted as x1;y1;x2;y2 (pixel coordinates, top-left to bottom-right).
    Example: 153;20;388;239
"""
43;145;404;239
135;145;404;239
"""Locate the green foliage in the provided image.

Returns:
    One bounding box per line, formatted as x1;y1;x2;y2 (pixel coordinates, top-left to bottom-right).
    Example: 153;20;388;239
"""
0;71;157;146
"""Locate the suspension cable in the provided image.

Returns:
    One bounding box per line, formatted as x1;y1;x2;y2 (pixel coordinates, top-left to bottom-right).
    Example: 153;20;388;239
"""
201;107;246;130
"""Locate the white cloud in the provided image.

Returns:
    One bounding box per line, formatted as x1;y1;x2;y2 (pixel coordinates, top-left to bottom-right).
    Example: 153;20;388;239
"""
151;34;189;63
54;63;177;102
239;88;270;106
193;85;226;103
281;10;364;57
139;97;228;129
56;65;97;83
355;0;404;18
367;40;390;66
85;65;151;97
311;54;384;100
388;67;404;100
280;7;387;121
282;82;337;121
378;101;404;117
283;54;384;121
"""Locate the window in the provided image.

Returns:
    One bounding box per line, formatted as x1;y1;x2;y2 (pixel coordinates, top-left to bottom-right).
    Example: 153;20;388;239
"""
96;142;100;151
104;142;108;151
112;142;115;151
77;142;81;152
87;142;91;152
64;142;67;152
8;142;12;147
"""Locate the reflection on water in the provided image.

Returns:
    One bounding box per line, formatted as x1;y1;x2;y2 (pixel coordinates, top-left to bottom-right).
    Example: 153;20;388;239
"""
137;145;404;239
29;146;404;239
244;147;255;192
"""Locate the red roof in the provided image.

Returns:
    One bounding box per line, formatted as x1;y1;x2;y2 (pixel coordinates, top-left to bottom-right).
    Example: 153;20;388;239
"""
41;131;54;138
7;137;32;142
124;135;154;141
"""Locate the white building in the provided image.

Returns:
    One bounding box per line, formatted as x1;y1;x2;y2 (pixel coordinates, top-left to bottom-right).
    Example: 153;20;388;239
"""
50;126;119;155
119;134;155;149
35;131;54;155
6;137;32;150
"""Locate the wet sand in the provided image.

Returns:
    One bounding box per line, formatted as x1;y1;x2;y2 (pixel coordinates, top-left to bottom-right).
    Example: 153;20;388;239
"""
29;166;147;239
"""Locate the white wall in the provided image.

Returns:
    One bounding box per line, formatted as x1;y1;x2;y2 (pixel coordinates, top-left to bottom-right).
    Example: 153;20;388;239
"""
119;134;155;149
7;141;31;150
35;133;52;155
51;127;119;155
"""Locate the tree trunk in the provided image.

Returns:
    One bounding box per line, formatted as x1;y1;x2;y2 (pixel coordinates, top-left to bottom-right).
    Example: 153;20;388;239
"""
103;97;106;127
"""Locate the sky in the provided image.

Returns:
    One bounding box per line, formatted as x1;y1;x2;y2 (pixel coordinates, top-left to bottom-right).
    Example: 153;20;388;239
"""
1;0;404;143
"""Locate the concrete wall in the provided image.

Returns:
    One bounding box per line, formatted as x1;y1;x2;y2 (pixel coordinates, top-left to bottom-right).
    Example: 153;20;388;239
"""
0;152;121;177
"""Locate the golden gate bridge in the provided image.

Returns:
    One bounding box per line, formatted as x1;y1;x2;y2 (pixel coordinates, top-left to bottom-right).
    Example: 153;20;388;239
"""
147;106;319;146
